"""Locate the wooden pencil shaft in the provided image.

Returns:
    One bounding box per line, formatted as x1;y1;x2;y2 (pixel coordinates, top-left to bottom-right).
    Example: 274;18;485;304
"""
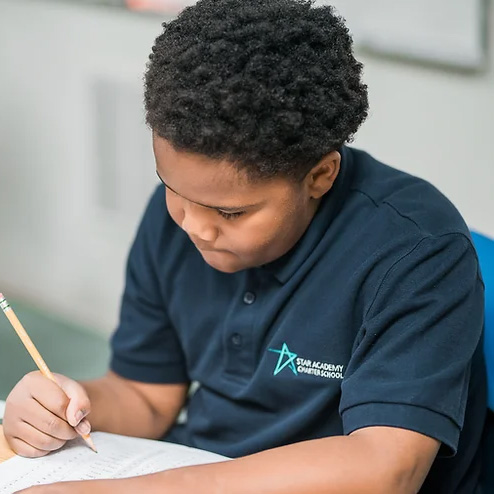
2;307;56;382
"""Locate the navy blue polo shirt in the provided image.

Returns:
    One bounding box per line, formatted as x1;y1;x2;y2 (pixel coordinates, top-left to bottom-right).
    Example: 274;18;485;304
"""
110;146;486;493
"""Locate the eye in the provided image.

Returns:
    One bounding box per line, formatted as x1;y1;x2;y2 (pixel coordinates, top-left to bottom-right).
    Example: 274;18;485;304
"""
218;210;245;220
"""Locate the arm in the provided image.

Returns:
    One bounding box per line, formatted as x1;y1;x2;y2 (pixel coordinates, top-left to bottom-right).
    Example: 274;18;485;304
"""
159;426;439;494
81;371;188;439
22;426;438;494
84;188;190;440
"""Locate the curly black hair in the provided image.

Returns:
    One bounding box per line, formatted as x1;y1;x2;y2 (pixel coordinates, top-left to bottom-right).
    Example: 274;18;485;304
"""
144;0;368;181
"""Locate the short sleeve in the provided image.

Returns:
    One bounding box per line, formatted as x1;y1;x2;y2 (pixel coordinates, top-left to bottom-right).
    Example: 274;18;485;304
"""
110;187;189;384
340;233;484;456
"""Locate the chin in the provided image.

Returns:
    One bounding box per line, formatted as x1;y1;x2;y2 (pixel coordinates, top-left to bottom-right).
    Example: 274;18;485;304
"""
205;257;246;273
199;251;245;273
211;264;243;273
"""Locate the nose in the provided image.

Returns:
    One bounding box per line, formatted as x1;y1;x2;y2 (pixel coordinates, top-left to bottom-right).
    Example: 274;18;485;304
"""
181;203;218;244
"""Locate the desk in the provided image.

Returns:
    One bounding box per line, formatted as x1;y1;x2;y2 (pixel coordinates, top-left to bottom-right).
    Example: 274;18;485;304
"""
0;426;15;463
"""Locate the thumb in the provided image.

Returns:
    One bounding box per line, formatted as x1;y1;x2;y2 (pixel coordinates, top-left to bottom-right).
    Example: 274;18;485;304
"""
54;373;92;427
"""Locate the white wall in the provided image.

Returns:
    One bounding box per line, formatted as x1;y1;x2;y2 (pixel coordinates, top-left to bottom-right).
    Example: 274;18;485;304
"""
0;0;163;332
0;0;493;333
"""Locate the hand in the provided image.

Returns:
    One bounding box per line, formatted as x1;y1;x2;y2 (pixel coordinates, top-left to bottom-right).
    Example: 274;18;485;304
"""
3;371;92;457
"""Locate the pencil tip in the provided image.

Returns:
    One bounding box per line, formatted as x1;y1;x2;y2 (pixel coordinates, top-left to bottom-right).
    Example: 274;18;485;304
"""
84;434;98;453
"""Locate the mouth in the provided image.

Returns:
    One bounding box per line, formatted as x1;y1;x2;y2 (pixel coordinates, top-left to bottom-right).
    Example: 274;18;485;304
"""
192;241;222;253
196;245;233;257
189;236;231;255
193;241;212;250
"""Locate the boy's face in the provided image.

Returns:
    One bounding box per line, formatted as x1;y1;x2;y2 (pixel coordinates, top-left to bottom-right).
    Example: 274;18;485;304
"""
153;136;339;273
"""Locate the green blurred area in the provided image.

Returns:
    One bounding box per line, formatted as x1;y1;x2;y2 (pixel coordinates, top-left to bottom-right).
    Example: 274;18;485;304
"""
0;299;111;401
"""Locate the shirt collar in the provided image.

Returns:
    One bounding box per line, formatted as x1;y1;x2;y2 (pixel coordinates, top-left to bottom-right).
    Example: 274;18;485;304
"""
260;146;354;284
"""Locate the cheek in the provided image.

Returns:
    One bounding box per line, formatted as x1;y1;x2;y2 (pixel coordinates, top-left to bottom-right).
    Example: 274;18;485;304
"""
252;203;303;254
236;210;289;252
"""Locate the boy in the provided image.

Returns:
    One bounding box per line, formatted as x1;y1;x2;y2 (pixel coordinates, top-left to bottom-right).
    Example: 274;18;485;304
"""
4;0;486;492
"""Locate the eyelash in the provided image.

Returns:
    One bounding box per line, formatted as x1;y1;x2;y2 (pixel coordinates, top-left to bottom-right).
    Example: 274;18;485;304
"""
218;210;245;220
162;185;245;221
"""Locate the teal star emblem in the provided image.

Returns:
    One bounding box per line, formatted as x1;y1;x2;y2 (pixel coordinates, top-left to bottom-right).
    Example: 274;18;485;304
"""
268;343;298;376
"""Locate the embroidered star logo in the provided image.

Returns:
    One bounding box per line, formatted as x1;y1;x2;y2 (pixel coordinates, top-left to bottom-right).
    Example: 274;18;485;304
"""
268;343;298;376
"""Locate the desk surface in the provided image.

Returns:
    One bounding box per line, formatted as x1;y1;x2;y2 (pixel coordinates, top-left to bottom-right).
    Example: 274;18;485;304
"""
0;425;15;463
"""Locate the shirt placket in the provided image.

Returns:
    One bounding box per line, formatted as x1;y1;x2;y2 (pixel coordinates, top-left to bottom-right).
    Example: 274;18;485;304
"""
223;271;258;381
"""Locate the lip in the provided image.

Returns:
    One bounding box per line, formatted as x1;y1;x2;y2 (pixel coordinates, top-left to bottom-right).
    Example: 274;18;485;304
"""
199;247;229;254
193;242;224;253
190;236;230;253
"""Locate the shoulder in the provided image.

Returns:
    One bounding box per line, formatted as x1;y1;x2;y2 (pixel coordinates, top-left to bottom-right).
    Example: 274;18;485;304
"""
345;147;473;245
331;149;481;310
139;185;168;234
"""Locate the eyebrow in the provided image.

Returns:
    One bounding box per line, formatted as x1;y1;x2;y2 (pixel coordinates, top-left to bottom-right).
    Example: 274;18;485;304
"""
155;170;258;212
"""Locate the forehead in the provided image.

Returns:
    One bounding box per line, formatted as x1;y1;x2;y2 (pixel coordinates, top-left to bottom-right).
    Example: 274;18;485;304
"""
153;136;295;206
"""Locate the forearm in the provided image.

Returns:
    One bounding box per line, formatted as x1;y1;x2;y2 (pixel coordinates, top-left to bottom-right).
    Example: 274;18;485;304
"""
161;436;414;494
80;373;178;439
39;428;438;494
119;432;432;494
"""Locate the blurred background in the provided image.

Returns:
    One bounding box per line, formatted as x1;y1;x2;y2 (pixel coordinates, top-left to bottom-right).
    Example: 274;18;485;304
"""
0;0;493;397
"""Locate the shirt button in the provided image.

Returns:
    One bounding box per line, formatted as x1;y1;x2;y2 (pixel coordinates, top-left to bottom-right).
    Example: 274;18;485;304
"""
231;333;243;347
243;292;256;305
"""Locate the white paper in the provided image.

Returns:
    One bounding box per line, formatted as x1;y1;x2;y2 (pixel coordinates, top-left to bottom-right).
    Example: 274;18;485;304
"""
0;432;228;493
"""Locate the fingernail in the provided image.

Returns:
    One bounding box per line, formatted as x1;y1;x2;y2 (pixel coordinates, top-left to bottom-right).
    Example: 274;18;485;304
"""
76;420;91;436
75;409;86;424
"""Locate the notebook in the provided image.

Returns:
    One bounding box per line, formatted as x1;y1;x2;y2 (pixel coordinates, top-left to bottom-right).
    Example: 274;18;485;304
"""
0;431;228;492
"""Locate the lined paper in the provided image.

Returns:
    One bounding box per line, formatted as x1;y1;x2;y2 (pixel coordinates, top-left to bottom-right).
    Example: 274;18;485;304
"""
0;432;227;492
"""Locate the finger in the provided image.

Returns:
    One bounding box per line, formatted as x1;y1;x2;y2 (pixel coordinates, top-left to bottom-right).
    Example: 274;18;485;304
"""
54;374;91;427
21;399;77;441
9;436;50;458
26;373;71;422
75;418;91;437
15;420;67;452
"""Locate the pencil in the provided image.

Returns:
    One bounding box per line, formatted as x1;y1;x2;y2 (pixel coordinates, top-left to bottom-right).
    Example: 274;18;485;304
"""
0;293;97;453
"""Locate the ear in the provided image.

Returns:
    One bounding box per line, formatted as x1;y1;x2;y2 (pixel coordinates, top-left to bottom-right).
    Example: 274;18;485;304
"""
305;151;341;199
